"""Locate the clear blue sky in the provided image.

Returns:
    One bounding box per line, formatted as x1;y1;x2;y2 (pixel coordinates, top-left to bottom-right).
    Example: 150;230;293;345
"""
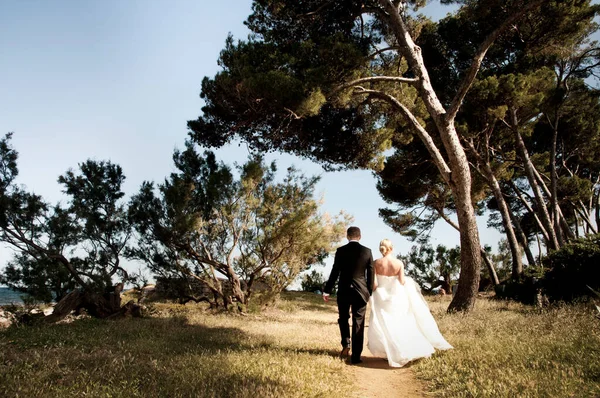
0;1;504;280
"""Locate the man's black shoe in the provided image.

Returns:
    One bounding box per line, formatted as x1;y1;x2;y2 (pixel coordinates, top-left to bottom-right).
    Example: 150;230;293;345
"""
350;358;363;365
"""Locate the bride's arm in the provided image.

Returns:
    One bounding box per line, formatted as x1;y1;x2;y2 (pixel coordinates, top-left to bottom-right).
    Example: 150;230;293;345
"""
372;262;378;291
397;260;406;285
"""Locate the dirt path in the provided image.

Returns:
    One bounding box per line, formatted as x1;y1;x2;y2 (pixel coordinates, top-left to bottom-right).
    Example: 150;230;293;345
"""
348;345;427;398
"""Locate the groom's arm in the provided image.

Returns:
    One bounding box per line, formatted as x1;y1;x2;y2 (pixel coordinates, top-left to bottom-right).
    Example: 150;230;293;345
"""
366;250;374;296
323;249;341;300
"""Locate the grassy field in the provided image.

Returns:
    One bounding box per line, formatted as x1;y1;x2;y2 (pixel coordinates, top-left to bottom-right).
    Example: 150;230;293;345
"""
1;292;599;397
414;296;600;398
0;292;351;398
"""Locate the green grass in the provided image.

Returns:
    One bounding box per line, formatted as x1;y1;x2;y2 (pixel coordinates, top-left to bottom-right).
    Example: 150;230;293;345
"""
0;292;350;397
414;296;600;398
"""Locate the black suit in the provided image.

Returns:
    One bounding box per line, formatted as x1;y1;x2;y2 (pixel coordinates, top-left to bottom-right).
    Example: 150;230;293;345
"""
324;241;374;362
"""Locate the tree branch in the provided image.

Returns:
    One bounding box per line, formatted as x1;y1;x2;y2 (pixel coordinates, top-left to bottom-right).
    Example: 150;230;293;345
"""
352;86;452;185
368;46;402;59
433;206;460;231
331;75;419;97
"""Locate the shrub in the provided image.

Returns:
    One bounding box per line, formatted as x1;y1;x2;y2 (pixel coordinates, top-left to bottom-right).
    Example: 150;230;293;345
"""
542;234;600;302
300;270;333;294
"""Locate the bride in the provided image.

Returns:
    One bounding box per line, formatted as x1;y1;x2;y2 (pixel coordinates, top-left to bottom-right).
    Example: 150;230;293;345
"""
367;239;453;367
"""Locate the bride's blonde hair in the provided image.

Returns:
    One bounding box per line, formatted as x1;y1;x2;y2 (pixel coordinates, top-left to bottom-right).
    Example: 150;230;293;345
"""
379;239;393;256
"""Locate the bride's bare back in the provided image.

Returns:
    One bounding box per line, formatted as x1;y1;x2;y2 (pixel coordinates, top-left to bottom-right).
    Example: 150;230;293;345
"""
374;255;405;284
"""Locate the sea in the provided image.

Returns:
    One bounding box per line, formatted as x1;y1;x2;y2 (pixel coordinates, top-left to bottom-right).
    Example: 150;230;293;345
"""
0;287;24;306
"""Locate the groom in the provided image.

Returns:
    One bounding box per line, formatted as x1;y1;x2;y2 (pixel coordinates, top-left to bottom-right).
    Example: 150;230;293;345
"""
323;226;374;364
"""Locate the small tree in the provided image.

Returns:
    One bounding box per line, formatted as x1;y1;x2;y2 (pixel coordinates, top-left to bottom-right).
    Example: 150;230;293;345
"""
0;253;75;303
404;243;460;293
0;133;137;321
300;269;337;295
129;142;347;309
300;270;326;293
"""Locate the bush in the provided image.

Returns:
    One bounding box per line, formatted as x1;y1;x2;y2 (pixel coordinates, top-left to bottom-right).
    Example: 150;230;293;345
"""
542;234;600;302
494;268;544;305
301;270;333;294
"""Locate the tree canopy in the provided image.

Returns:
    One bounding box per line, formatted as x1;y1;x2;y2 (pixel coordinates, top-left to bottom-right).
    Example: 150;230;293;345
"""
188;0;594;311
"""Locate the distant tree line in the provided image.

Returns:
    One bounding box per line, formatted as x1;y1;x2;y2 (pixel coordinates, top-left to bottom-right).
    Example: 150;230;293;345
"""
0;133;347;318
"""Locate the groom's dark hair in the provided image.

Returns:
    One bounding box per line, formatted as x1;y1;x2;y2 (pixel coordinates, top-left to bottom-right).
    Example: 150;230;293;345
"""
347;226;361;240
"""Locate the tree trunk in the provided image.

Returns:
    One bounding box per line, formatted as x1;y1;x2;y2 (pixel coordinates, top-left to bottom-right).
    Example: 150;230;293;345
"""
512;116;559;250
434;207;500;287
596;188;600;232
531;165;575;241
575;200;598;234
44;284;142;323
549;124;565;246
380;0;481;312
481;248;500;286
442;275;452;294
225;268;246;305
468;141;523;279
507;204;536;267
508;179;551;245
44;289;84;323
536;233;543;265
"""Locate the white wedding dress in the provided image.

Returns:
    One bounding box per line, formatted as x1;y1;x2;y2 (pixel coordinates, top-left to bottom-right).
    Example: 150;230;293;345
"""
367;274;453;367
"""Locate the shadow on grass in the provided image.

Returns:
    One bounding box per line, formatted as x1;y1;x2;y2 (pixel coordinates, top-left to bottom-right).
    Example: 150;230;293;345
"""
349;355;427;370
0;317;319;397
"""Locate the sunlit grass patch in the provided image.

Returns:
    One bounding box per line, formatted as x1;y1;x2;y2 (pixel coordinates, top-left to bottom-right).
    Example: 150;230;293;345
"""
415;297;600;398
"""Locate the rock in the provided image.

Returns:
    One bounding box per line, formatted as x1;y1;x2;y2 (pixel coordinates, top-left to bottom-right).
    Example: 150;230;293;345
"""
0;308;14;329
142;284;156;291
139;284;157;303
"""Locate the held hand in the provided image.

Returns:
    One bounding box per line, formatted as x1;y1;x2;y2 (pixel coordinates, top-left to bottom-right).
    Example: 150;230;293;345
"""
322;293;330;302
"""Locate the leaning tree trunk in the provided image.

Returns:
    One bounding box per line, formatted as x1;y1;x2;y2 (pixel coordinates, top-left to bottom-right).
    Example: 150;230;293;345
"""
381;0;481;312
509;180;551;247
510;212;537;267
467;141;523;279
481;248;500;286
532;166;575;242
549;123;565;246
575;200;598;235
512;117;559;250
502;193;536;266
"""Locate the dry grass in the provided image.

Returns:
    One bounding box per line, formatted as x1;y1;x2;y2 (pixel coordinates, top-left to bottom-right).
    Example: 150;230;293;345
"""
2;292;599;397
414;296;600;398
0;292;351;398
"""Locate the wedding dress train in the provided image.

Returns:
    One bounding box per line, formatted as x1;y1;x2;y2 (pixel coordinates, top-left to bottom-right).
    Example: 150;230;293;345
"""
367;274;453;367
